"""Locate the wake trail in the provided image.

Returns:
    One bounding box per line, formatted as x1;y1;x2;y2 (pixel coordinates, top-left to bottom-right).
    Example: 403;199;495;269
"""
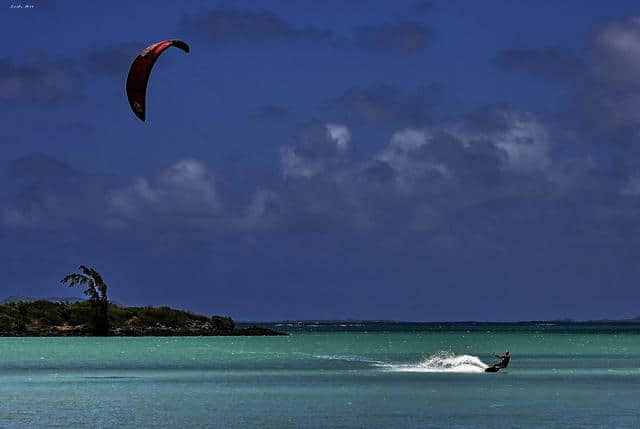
384;351;489;373
312;354;388;366
312;351;489;373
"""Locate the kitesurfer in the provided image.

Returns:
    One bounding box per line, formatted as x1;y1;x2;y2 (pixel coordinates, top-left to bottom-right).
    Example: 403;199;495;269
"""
494;351;510;368
485;351;510;373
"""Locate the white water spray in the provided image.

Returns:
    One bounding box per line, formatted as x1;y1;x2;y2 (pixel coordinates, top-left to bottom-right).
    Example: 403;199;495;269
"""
388;351;489;373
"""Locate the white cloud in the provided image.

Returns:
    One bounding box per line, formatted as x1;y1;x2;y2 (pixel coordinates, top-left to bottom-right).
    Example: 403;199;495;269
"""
0;52;82;102
492;116;551;173
326;124;351;152
108;159;218;225
389;128;429;150
592;16;640;87
376;128;449;191
240;189;281;230
446;110;551;174
374;110;552;194
0;105;581;238
281;146;320;179
281;123;352;180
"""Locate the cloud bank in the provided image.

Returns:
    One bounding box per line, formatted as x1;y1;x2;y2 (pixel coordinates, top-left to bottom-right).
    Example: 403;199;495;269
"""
0;52;82;103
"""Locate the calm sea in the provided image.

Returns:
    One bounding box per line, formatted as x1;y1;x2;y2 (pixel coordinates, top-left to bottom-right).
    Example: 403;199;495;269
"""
0;322;638;428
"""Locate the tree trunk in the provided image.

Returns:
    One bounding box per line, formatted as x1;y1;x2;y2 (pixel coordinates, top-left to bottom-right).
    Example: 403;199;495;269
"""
91;300;110;336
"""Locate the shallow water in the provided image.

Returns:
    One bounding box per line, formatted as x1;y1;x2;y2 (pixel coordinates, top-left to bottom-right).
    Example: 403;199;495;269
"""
1;323;639;428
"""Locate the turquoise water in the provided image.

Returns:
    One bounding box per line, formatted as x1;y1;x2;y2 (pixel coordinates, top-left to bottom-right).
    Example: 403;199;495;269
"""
1;323;639;428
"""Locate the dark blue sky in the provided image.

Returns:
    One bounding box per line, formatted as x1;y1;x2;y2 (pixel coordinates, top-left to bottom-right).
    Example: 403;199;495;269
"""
2;0;640;321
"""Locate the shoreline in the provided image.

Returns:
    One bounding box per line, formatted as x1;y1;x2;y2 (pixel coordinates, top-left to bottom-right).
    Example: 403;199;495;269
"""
0;326;287;337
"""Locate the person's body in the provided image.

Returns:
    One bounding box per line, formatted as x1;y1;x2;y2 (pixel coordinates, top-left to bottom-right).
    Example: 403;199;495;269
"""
485;351;510;372
494;351;510;368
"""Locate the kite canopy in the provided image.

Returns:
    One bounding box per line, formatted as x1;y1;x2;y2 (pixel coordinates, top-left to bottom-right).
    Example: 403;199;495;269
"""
126;39;190;122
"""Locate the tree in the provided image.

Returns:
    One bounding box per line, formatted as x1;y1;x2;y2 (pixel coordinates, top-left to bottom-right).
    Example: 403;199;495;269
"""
60;265;110;335
211;315;235;333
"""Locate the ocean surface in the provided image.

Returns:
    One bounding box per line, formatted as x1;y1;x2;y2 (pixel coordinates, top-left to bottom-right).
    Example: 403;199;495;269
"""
1;322;639;428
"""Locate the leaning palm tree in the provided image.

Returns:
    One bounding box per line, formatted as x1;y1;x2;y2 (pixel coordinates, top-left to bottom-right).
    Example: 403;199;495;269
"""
60;265;110;335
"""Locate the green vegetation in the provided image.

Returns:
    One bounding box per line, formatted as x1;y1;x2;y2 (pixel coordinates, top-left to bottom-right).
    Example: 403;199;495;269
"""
0;266;283;336
60;265;110;335
0;300;242;336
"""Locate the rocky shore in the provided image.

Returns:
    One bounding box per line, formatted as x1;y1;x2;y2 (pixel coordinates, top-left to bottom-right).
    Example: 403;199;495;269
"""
0;322;286;337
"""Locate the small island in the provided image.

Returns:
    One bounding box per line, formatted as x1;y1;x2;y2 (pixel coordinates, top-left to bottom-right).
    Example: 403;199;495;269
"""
0;300;284;336
0;265;285;337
